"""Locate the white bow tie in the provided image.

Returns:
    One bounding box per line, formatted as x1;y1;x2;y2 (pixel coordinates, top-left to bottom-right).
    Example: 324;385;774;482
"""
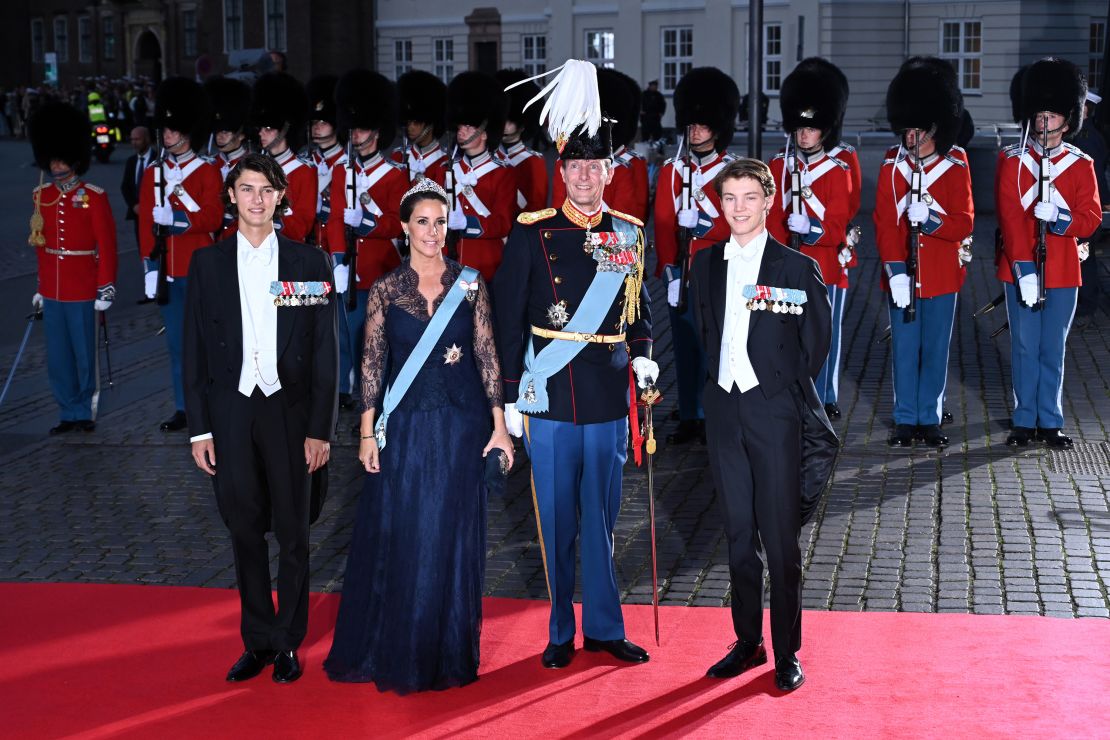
724;242;744;260
244;248;272;265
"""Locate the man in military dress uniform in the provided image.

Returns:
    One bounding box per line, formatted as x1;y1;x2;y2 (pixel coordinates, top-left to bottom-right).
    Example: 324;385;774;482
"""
28;101;118;434
874;57;974;448
653;67;740;444
139;77;224;431
326;69;406;410
768;58;853;421
495;60;657;670
392;70;449;186
306;75;346;252
204;75;252;240
446;71;517;282
252;73;315;243
996;58;1102;449
496;68;549;214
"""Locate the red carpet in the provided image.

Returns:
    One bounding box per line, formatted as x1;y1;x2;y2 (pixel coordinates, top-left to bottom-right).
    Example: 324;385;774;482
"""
1;583;1107;738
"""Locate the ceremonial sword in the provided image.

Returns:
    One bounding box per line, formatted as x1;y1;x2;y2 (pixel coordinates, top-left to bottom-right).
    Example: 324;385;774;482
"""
0;311;42;409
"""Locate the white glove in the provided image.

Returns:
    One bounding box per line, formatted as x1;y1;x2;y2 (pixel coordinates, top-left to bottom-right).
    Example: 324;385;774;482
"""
677;209;699;229
1078;241;1090;262
504;403;524;438
152;201;174;227
631;357;660;389
846;224;862;249
1034;201;1060;223
906;201;929;225
448;205;468;231
958;244;973;265
667;278;681;307
31;292;43;311
94;299;112;311
144;270;158;299
889;273;911;309
1018;274;1039;307
343;206;362;228
838;247;852;266
787;212;811;235
333;263;350;293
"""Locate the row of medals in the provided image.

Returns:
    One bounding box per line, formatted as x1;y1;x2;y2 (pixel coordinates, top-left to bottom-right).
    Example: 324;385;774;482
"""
274;295;329;307
746;299;805;315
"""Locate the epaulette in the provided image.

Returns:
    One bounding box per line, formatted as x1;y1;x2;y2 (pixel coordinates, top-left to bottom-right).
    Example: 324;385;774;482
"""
770;151;787;162
33;183;46;194
1063;142;1093;161
84;183;105;194
383;158;405;170
829;156;851;170
663;156;679;166
833;141;857;154
297;153;314;167
492;156;511;167
517;207;557;225
199;154;218;166
882;157;899;166
943;153;968;167
624;149;645;160
608;208;644;227
721;151;739;162
1004;147;1025;159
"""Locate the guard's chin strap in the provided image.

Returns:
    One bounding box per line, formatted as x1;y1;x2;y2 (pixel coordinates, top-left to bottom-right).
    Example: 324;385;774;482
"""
458;120;488;148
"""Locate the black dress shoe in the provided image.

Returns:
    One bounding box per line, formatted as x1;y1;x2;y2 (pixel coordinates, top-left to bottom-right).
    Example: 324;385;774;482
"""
1006;426;1034;447
706;638;767;678
1036;428;1074;449
774;654;805;692
941;409;954;425
272;650;302;683
541;640;575;669
338;392;355;410
823;403;841;420
666;419;705;445
887;424;915;447
583;637;650;663
49;421;76;435
159;411;187;432
75;419;96;432
226;650;275;681
917;424;948;447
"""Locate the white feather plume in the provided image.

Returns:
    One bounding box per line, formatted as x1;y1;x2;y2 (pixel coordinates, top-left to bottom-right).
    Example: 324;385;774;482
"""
505;60;602;150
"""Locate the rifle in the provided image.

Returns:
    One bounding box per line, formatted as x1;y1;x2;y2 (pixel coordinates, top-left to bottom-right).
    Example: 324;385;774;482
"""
444;145;460;261
151;139;170;306
904;136;923;323
402;133;412;182
790;133;803;251
675;128;693;313
343;131;358;311
1035;114;1050;308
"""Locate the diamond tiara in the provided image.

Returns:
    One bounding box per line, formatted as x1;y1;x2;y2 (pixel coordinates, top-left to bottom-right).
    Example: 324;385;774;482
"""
401;178;448;204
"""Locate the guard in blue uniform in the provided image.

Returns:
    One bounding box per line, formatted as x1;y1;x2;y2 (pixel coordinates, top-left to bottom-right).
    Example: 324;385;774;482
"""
494;61;657;670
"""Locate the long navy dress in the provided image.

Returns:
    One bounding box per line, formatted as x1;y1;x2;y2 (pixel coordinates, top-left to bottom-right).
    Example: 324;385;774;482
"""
324;259;502;693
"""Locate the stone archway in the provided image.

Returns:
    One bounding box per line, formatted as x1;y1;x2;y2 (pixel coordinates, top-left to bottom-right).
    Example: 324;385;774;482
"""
135;29;162;83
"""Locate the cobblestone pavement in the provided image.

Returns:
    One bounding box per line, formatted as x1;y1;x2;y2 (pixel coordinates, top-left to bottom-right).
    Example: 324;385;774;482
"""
1;140;1108;623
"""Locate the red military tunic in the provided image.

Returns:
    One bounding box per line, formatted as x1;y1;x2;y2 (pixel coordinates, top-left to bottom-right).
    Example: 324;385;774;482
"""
829;141;862;283
390;141;450;187
138;151;223;278
995;142;1101;289
215;147;247;240
448;151;516;281
273;148;317;243
311;142;347;251
499;141;549;214
33;180;118;301
326;151;406;290
873;149;975;298
653;150;737;278
550;145;648;223
768;149;853;286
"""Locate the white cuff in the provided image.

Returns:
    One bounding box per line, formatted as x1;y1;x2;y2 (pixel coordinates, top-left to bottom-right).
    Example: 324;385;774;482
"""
189;433;213;443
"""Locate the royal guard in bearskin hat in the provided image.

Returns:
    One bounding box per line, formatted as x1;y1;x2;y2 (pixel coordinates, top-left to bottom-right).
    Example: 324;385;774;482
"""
653;66;739;445
495;68;548;213
27;101;118;434
306;74;346;251
326;69;407;409
204;75;252;238
874;56;974;448
250;73;315;242
995;58;1101;449
768;57;853;420
493;60;655;670
392;70;449;186
139;76;223;431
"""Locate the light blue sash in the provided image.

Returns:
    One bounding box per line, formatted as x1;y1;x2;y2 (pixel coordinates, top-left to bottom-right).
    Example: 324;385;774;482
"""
375;266;479;449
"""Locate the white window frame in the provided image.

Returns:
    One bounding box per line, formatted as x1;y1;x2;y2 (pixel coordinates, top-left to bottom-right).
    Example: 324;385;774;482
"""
1090;19;1105;92
224;0;243;53
584;29;615;69
434;38;454;83
939;20;982;93
53;16;68;63
183;9;198;58
265;0;286;52
394;39;413;78
523;34;546;78
78;16;91;63
31;18;44;63
660;26;693;94
763;23;783;94
101;15;115;61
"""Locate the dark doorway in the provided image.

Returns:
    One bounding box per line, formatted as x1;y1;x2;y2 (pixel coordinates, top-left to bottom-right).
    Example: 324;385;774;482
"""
136;30;162;83
475;42;498;75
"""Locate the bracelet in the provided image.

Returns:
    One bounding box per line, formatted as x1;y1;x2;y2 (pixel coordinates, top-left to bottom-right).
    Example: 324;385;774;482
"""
360;434;375;439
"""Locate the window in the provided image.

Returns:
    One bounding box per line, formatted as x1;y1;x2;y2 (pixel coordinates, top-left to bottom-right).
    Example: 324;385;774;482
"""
661;27;693;93
394;39;413;78
183;10;198;57
102;16;116;60
78;16;91;63
434;38;454;83
523;34;546;78
1090;20;1105;91
940;20;982;92
763;23;782;93
224;0;243;52
585;30;614;69
266;0;286;52
53;16;68;63
31;18;44;63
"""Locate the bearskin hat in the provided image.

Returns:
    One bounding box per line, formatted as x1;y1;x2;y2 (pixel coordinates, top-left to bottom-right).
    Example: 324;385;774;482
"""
598;68;640;150
250;72;309;151
1009;66;1028;125
398;70;447;138
305;75;338;128
447;71;508;152
29;101;91;175
495;68;542;141
1021;57;1087;135
204;76;251;134
885;56;964;156
155;77;211;148
674;67;740;153
779;57;849;152
335;69;397;150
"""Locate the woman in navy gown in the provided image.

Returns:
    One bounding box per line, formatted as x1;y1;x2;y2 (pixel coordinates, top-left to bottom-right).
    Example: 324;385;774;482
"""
324;180;512;692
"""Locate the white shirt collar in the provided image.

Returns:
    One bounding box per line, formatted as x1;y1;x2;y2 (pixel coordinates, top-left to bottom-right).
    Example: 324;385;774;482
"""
237;230;278;265
724;229;768;263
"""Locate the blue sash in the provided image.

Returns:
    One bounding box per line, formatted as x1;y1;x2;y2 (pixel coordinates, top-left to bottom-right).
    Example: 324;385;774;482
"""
375;266;480;449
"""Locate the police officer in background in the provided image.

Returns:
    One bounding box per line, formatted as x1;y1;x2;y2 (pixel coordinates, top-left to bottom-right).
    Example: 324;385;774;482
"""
392;70;450;186
654;67;740;445
251;72;316;243
305;75;346;252
28;101;118;434
204;75;253;240
874;57;974;448
496;68;549;214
